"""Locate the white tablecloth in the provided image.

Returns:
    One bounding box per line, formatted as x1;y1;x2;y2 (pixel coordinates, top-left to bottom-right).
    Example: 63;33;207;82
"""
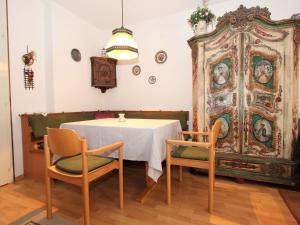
60;118;182;182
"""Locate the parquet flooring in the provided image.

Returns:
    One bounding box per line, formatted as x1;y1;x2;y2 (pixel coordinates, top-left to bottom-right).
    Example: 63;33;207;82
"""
0;162;297;225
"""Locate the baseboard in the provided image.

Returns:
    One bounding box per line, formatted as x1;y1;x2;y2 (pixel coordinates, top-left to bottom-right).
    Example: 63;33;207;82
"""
14;174;24;181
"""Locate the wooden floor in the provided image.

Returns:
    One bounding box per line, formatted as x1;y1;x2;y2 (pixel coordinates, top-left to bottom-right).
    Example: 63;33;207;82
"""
0;162;298;225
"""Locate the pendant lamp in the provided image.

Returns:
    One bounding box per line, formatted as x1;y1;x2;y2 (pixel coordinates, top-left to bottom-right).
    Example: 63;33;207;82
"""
105;0;138;60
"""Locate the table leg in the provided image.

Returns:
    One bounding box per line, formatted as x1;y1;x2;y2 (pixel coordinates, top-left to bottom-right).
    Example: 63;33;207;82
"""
136;162;158;203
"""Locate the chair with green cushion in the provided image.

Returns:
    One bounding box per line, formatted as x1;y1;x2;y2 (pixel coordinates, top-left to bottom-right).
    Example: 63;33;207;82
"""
165;120;222;213
44;128;124;225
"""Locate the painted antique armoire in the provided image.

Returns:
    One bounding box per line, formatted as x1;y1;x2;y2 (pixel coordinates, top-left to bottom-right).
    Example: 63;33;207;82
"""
188;5;300;185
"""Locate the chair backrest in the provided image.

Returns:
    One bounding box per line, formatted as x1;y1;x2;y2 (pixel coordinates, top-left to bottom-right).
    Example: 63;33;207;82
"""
46;128;83;156
211;120;222;144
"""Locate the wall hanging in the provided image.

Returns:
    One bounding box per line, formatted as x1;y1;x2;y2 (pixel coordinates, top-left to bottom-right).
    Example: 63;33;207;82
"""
22;47;36;90
155;50;167;64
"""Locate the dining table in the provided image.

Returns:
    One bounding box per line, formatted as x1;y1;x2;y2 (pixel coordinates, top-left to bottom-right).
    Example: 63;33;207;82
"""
60;118;182;202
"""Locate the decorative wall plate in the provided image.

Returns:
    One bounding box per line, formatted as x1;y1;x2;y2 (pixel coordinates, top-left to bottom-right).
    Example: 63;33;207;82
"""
148;75;157;84
132;65;141;76
71;48;81;62
155;50;167;64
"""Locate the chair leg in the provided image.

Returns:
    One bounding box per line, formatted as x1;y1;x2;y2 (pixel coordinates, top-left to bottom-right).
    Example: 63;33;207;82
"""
119;162;124;209
45;176;52;219
178;166;183;182
208;169;214;213
83;181;90;225
166;144;171;205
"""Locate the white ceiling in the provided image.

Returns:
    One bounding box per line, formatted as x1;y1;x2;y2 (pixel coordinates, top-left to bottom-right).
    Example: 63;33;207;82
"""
52;0;214;30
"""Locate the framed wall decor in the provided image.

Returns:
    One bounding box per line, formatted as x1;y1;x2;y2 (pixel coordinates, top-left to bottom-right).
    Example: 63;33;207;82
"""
155;50;167;64
132;65;141;76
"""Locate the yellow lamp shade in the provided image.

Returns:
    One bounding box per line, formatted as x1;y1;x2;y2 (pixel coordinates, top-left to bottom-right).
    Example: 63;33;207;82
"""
105;27;138;60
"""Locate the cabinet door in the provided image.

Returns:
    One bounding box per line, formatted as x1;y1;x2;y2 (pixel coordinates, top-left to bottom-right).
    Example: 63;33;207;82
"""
243;24;295;159
202;29;242;153
90;57;117;93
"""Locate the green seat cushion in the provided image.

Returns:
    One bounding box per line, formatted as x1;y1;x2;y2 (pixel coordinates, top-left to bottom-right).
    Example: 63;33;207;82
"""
172;146;209;160
55;154;114;174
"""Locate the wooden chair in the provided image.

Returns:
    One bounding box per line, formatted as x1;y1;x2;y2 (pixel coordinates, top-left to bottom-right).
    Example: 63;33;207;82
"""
165;120;222;213
44;128;124;225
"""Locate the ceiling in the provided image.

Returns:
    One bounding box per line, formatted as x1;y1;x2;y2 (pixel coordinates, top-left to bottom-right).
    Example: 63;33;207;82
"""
52;0;220;30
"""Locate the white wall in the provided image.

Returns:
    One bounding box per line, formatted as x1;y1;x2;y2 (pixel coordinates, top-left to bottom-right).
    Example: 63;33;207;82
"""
101;10;194;113
7;0;300;177
8;0;105;177
101;0;300;116
50;2;104;112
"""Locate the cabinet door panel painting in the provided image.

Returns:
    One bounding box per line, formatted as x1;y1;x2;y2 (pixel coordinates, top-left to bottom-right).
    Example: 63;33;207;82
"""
210;109;239;153
210;56;233;93
248;51;278;92
204;33;240;153
244;111;279;157
253;56;274;86
243;26;286;158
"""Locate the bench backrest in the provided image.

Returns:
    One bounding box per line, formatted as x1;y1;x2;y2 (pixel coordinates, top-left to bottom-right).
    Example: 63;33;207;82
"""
22;110;189;140
28;112;95;139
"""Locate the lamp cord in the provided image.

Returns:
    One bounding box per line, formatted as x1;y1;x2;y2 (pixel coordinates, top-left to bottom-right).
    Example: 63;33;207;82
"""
121;0;124;27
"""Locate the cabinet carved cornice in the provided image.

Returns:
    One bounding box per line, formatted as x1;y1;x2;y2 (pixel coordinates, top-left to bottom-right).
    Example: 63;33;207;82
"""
188;5;300;185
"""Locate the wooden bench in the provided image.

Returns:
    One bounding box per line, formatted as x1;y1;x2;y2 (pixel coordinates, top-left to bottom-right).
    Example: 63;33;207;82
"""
20;110;189;180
